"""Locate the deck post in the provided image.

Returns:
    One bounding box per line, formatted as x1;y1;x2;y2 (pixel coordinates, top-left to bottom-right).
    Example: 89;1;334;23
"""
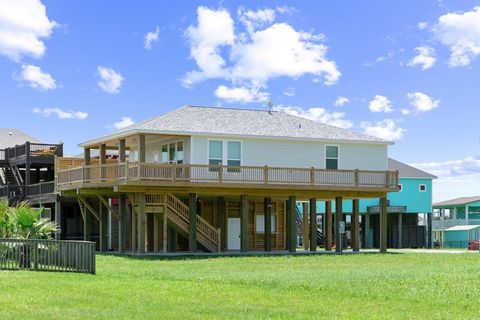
302;202;309;250
83;200;92;243
189;193;197;252
99;200;108;252
379;196;388;253
54;200;61;240
25;141;31;186
217;197;226;252
119;139;126;161
118;194;127;253
153;213;160;252
335;196;343;253
352;199;360;252
264;197;272;251
137;193;146;254
131;201;137;252
100;143;106;181
363;213;370;249
397;213;403;249
84;147;90;181
325;201;333;251
309;198;317;252
240;195;248;252
427;212;433;248
287;195;297;253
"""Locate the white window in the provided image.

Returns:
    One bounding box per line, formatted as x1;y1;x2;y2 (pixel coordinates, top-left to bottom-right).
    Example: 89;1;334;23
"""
255;214;277;234
398;184;403;192
325;145;339;170
208;140;242;169
160;141;184;164
419;184;426;192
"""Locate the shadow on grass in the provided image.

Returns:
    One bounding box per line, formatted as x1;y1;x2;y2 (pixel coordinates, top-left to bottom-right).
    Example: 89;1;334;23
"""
96;250;398;262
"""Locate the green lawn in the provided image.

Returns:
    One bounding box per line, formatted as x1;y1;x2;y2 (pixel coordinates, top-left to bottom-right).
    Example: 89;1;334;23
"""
1;253;479;319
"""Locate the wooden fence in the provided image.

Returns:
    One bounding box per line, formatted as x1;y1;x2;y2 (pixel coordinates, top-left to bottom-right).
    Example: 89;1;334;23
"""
0;238;96;274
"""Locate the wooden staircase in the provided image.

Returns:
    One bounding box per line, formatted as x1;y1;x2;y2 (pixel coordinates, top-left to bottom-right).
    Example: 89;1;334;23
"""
147;193;220;253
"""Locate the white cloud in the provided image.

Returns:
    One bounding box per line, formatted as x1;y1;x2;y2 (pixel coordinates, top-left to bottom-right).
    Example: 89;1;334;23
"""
368;95;393;113
0;0;57;61
17;64;56;90
364;50;394;67
407;46;436;70
183;6;340;102
283;86;295;97
97;66;123;94
434;6;480;66
361;119;405;141
113;117;135;130
273;105;353;129
400;108;411;115
334;96;349;107
411;156;480;202
144;26;159;50
33;107;88;120
215;85;269;103
238;7;275;34
406;92;440;112
417;22;428;30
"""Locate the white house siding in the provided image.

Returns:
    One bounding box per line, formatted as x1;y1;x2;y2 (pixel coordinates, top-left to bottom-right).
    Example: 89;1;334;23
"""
191;135;388;171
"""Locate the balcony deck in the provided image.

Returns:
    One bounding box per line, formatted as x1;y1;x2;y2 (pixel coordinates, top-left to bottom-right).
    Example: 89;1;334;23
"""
0;181;56;204
0;142;63;166
56;162;399;196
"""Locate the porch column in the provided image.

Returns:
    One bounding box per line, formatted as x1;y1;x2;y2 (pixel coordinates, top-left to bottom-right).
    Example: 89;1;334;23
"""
25;141;31;186
84;147;91;181
131;202;137;252
379;196;388;253
119;139;126;162
264;197;272;251
98;144;106;179
325;200;333;251
302;202;309;250
397;213;403;249
363;213;370;249
466;206;469;221
218;197;226;252
352;199;360;252
309;198;317;252
138;134;146;163
240;195;248;252
118;194;127;253
137;193;146;254
335;196;343;253
287;195;297;253
54;200;61;240
189;193;198;252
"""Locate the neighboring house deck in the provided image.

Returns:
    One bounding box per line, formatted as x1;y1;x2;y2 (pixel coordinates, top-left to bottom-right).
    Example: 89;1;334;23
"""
0;129;63;204
55;106;398;255
433;196;480;247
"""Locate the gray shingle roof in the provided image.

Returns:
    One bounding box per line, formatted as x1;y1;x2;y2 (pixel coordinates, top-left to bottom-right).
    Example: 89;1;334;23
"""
434;196;480;207
389;158;437;179
0;128;42;149
83;106;390;145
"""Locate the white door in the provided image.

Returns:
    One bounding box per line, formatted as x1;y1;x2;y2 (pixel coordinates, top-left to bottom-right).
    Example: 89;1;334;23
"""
227;218;241;250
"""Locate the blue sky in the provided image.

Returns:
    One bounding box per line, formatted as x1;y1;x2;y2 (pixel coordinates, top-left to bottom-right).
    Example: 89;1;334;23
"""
0;0;479;201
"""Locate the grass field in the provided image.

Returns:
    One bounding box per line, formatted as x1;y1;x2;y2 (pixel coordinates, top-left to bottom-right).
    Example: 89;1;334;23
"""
1;252;479;319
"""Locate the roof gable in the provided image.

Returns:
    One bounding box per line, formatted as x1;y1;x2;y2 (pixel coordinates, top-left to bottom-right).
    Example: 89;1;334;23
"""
82;106;391;146
0;128;42;149
389;158;437;179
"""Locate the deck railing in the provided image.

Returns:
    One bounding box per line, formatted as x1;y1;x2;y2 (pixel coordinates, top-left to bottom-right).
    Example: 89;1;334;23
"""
57;161;398;190
433;219;480;230
3;142;63;161
0;181;55;202
0;238;95;274
26;181;55;197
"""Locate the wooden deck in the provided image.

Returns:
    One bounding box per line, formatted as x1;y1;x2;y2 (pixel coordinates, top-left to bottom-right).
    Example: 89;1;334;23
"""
56;161;399;193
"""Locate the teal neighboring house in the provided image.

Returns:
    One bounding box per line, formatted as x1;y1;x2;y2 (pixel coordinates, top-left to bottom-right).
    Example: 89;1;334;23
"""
311;158;436;249
432;196;480;247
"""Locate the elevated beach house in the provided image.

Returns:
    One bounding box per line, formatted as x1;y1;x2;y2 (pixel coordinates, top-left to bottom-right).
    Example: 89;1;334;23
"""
55;106;398;254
